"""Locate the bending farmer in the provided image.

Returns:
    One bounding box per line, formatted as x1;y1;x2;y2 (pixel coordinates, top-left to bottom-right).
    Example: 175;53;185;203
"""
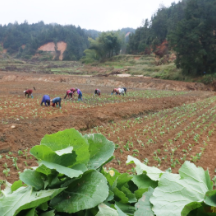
64;90;73;99
76;88;83;101
24;89;33;98
95;89;101;96
70;88;76;93
122;87;127;94
51;97;61;108
111;88;125;95
41;95;50;106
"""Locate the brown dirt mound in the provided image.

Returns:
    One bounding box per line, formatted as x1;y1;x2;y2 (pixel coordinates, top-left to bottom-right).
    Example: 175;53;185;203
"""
37;41;67;60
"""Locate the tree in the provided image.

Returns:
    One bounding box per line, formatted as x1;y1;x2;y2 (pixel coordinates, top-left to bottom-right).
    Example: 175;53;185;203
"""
169;0;216;75
82;32;122;62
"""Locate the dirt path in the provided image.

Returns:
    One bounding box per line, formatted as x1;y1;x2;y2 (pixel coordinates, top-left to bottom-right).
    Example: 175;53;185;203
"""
0;71;211;91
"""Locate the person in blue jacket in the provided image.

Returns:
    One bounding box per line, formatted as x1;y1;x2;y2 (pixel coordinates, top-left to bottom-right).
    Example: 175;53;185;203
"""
51;97;61;108
40;95;50;106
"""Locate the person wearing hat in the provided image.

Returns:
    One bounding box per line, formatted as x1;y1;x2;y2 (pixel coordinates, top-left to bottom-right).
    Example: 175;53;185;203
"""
51;97;62;108
75;88;83;101
94;89;101;96
41;95;50;106
24;89;33;98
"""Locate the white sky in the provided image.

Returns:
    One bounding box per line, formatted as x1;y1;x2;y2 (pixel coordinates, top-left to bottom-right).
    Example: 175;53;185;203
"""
0;0;180;31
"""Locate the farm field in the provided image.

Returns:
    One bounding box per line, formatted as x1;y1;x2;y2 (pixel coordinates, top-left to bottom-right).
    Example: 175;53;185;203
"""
0;72;215;184
88;96;216;176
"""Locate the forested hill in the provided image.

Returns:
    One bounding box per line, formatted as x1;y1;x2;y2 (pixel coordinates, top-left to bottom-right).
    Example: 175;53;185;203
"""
84;28;135;39
127;0;189;54
0;22;89;60
0;21;134;61
127;0;216;76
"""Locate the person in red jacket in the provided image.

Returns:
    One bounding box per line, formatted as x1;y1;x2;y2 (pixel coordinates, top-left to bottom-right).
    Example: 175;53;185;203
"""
24;89;33;98
70;88;76;93
64;90;74;99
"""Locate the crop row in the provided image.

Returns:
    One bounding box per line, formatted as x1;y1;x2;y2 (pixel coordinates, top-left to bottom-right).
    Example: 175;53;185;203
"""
0;148;37;182
88;96;216;174
0;90;187;123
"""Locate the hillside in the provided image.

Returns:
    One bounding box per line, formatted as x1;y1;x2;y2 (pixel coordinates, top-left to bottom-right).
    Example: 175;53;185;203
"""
0;22;135;61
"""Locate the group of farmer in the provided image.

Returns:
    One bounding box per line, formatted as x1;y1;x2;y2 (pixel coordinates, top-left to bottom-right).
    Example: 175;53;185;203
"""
23;86;127;108
24;89;63;108
64;88;83;101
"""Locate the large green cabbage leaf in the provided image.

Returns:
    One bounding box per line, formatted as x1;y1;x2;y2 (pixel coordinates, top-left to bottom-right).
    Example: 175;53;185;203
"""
0;186;65;216
30;145;77;167
126;156;164;181
150;161;213;216
40;129;89;165
84;133;115;169
50;170;109;213
96;203;118;216
134;187;154;216
20;170;44;190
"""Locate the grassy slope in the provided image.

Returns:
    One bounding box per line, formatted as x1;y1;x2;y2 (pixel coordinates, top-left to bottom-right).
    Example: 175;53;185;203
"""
100;54;188;81
0;54;213;83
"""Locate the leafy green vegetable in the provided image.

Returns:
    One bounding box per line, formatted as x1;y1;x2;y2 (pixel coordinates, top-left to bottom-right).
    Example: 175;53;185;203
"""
40;129;90;165
38;160;83;178
96;203;118;216
23;208;35;216
30;145;77;167
84;133;115;169
55;146;73;156
150;161;212;216
50;170;109;213
1;128;216;216
132;174;158;190
115;202;136;215
11;180;23;192
0;186;65;216
134;187;154;216
126;156;164;181
204;190;216;207
114;203;128;216
40;210;55;216
20;170;44;190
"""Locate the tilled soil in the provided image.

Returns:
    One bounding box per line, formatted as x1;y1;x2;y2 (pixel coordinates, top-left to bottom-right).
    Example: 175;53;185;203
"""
87;96;216;177
0;72;215;182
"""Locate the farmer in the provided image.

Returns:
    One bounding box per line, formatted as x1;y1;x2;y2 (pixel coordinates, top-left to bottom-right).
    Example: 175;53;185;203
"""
111;88;118;95
118;88;125;95
95;89;101;96
75;88;83;101
51;97;61;108
41;95;50;106
70;88;76;93
111;88;125;96
122;87;127;94
64;90;74;99
24;89;33;98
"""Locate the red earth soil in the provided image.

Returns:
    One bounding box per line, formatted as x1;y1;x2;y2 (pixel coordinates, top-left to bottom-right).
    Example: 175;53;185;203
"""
0;72;215;182
37;41;67;60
